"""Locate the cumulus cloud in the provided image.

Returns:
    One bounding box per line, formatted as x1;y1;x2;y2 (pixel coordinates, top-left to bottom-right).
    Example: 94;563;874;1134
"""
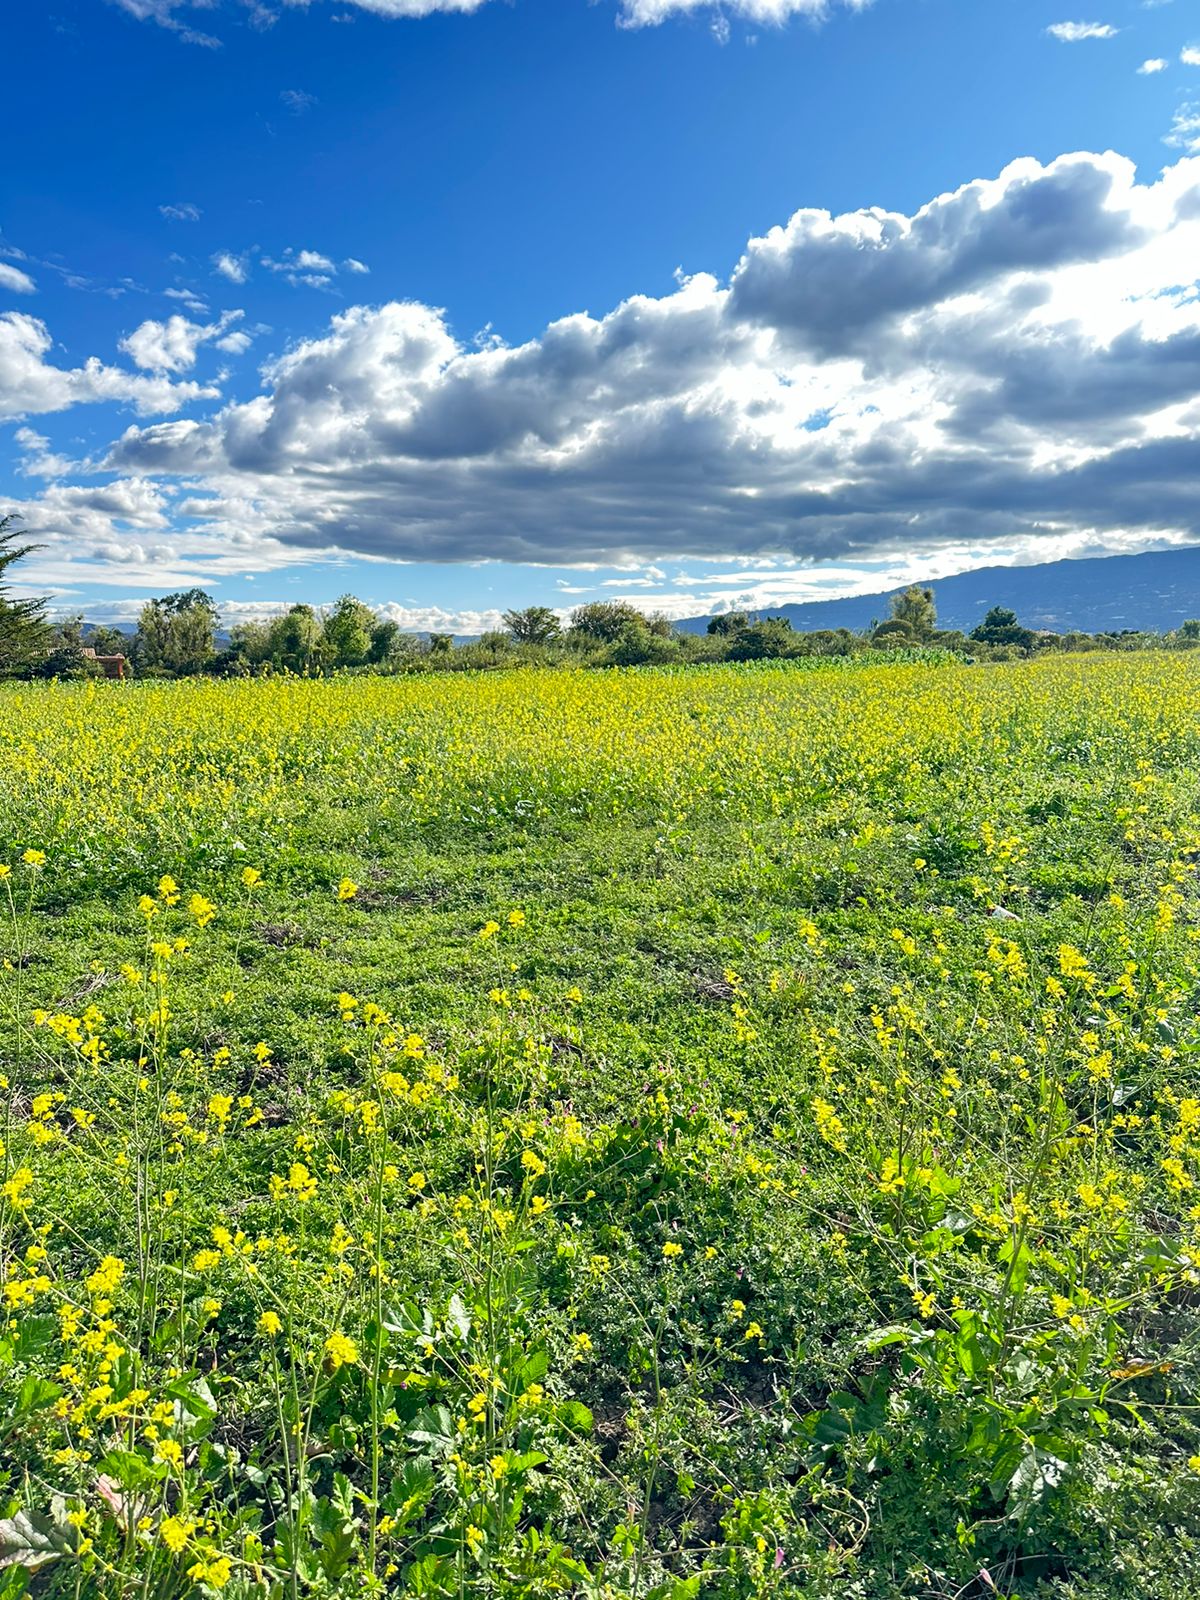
1167;105;1200;151
1183;45;1200;66
12;150;1200;593
215;329;254;355
119;310;248;373
1046;21;1119;41
0;312;219;421
212;252;249;284
1139;57;1168;74
728;152;1147;354
159;201;202;221
207;246;371;292
261;247;363;288
0;477;302;595
218;596;505;633
267;248;335;272
0;262;37;295
12;428;80;480
164;287;211;314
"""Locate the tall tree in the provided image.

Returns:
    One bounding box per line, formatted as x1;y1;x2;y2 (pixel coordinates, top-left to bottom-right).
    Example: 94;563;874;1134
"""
707;610;750;637
889;585;938;640
568;601;646;643
322;595;376;667
86;625;129;657
0;514;51;675
502;606;562;645
135;589;219;676
227;620;274;668
368;619;404;664
268;605;324;673
970;607;1036;649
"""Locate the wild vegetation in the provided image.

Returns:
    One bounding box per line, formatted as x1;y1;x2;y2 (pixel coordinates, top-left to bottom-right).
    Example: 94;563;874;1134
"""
36;585;1200;682
9;500;1200;687
2;653;1199;1599
128;590;1200;676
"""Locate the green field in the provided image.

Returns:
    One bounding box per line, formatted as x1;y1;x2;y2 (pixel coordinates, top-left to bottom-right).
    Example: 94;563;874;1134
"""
2;654;1199;1599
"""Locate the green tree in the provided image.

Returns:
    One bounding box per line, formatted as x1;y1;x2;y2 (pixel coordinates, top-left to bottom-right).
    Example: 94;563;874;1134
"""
502;606;562;645
368;619;406;664
55;614;85;649
707;610;751;637
135;589;218;676
970;606;1036;650
870;618;916;645
322;595;376;667
35;643;98;680
726;617;796;661
428;632;454;655
889;585;938;640
0;514;51;675
268;605;324;673
227;620;274;668
805;628;855;656
568;601;647;643
86;625;130;657
608;622;679;666
34;614;96;680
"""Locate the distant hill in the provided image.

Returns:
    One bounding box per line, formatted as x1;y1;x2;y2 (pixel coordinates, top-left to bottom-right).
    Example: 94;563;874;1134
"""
676;547;1200;637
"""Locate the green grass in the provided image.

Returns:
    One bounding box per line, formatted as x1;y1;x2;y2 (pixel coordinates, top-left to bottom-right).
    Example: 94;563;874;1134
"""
1;655;1200;1599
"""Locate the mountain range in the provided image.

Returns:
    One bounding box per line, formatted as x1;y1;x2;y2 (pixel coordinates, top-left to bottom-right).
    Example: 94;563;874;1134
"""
676;547;1200;637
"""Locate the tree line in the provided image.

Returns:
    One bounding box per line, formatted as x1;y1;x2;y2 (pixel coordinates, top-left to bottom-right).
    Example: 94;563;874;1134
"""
4;514;1200;680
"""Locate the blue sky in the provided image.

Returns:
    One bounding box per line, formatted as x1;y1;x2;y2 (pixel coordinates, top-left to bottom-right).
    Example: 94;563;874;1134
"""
2;0;1200;631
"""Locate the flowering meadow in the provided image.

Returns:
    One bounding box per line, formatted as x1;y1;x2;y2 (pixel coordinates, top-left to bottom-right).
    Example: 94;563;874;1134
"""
1;655;1199;1600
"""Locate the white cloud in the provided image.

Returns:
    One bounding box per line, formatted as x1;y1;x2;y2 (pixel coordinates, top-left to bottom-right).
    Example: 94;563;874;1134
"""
212;251;249;284
726;151;1149;351
1182;45;1200;66
0;312;218;421
1138;57;1168;74
111;0;495;45
218;596;504;632
11;149;1200;597
109;0;221;46
0;478;302;594
163;287;211;314
119;310;248;373
1046;21;1119;41
215;329;254;355
280;88;318;113
13;428;80;480
159;201;202;221
0;262;37;295
1167;105;1200;151
302;0;493;13
261;247;357;288
280;249;336;273
616;0;865;22
110;0;877;40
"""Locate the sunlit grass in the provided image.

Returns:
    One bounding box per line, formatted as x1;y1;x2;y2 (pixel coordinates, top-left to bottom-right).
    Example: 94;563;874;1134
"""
2;655;1200;1598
